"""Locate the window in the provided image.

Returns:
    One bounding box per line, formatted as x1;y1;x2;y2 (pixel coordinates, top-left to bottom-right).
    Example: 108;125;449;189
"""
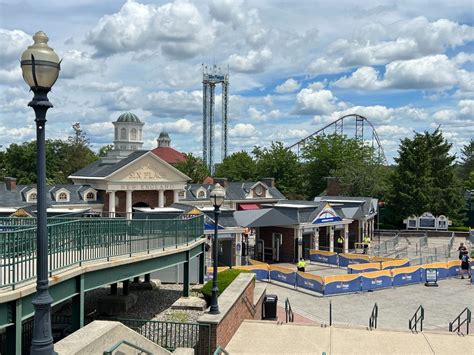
179;190;185;198
120;128;127;140
29;193;37;202
115;127;118;140
139;129;142;140
86;192;95;201
131;145;137;150
58;192;68;201
120;145;126;150
131;128;137;140
198;191;206;198
254;185;264;197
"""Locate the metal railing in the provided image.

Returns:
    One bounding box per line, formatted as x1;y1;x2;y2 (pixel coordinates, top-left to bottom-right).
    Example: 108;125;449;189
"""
0;216;204;289
369;303;378;330
214;346;229;355
112;317;210;352
103;340;153;355
285;298;294;323
449;307;471;335
409;305;424;332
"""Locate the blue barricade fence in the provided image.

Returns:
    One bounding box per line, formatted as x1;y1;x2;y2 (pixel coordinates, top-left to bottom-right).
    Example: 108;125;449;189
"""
323;274;361;295
309;250;338;265
269;266;296;286
391;266;422;286
296;272;324;294
360;270;392;291
338;253;370;267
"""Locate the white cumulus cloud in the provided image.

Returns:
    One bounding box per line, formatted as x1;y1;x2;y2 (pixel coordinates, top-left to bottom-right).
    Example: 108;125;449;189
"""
275;78;300;93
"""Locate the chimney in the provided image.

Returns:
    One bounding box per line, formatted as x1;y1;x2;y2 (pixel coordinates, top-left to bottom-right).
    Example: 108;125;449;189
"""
261;178;275;188
326;177;340;196
5;177;17;192
214;177;228;187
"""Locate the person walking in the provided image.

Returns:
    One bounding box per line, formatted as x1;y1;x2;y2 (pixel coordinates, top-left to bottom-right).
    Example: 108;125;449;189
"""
460;252;471;279
458;243;468;259
297;258;306;272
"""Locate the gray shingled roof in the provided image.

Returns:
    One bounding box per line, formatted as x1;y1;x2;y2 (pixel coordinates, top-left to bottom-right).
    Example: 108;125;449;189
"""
234;208;297;227
71;150;148;178
182;181;286;202
0;182;103;208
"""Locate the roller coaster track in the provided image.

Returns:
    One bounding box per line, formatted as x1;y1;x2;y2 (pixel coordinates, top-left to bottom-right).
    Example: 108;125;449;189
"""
287;114;388;165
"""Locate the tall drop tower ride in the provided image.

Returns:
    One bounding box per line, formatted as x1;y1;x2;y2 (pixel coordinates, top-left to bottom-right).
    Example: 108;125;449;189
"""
202;64;229;173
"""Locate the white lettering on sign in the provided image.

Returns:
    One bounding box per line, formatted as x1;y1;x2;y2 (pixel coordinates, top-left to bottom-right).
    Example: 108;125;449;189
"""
119;183;176;191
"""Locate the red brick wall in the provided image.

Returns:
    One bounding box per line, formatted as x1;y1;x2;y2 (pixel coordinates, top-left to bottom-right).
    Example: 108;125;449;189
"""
199;278;264;354
259;226;295;262
132;190;159;208
349;220;360;247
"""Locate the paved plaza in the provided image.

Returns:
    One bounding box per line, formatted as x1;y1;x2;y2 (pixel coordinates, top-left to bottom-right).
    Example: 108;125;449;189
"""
261;277;473;331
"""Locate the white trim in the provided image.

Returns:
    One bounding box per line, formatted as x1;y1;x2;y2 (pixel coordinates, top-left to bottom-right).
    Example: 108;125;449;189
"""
26;188;37;203
54;187;71;202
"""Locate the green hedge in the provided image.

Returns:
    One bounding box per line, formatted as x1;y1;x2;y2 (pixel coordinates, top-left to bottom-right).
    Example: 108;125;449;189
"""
448;226;470;232
201;268;250;303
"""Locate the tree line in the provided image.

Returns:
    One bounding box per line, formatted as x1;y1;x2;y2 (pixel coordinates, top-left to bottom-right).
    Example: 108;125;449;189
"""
176;129;472;228
0;124;471;227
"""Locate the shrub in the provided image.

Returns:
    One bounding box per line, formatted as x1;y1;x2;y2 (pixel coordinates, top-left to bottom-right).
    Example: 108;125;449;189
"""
448;226;470;232
201;268;250;303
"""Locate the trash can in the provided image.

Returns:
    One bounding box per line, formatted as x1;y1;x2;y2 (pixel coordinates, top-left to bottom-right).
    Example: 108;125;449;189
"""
263;294;278;319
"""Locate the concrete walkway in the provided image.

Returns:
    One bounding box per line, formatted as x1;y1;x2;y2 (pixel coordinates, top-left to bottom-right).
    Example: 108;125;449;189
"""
261;278;474;331
226;320;474;354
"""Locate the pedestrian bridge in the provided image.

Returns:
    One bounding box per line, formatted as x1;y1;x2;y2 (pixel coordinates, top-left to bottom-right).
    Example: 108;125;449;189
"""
0;216;205;352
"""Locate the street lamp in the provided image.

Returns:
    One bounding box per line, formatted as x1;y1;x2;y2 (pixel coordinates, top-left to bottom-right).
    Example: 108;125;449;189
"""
209;183;225;314
21;31;60;355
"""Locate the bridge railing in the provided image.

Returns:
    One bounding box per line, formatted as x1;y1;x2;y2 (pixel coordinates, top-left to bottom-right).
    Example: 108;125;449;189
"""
0;216;204;289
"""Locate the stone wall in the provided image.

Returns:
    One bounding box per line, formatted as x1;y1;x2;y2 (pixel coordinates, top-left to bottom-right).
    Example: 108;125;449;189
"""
198;273;266;354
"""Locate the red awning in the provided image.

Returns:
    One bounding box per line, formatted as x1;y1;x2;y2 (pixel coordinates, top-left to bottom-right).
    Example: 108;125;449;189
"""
239;204;260;210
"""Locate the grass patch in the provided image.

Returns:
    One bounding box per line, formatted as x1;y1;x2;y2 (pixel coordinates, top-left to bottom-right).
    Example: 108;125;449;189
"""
201;268;250;303
166;310;189;323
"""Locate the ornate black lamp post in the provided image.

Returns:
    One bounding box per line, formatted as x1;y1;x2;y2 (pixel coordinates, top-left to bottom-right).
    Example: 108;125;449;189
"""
20;31;61;355
209;183;225;314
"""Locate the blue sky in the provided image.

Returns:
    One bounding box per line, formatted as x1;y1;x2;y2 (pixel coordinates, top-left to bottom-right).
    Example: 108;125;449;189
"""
0;0;473;164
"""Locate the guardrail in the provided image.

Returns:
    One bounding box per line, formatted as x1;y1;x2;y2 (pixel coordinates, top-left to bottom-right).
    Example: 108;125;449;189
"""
449;307;471;335
368;303;378;330
112;317;210;353
285;298;294;323
0;216;204;289
103;340;153;355
409;305;424;332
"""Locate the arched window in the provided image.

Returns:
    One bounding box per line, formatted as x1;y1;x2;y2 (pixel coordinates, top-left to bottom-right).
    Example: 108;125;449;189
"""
58;192;68;201
86;192;95;200
120;128;127;140
139;129;142;140
131;128;137;140
198;191;206;198
115;127;118;140
29;193;37;202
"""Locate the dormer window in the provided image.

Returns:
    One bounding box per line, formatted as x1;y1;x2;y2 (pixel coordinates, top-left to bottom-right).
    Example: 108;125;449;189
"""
28;193;37;202
58;192;68;201
83;189;97;201
254;185;264;197
198;191;206;198
179;190;186;198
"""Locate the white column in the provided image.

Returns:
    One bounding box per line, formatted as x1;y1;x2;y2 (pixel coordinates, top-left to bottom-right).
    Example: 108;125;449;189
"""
173;189;180;203
297;228;303;260
314;228;319;250
126;190;132;220
158;190;164;208
329;226;334;252
344;224;349;253
108;191;116;218
236;233;242;266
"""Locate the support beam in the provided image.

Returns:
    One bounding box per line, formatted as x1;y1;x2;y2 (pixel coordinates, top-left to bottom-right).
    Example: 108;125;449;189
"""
122;280;130;296
329;226;335;252
199;252;205;284
344;224;349;253
108;191;116;218
314;228;319;250
126;190;132;220
110;283;118;295
173;189;180;203
183;251;190;297
6;299;22;355
133;276;140;283
71;274;85;331
158;190;164;208
144;273;151;283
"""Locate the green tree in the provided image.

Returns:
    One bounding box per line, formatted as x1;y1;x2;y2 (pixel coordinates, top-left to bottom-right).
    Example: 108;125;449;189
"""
62;123;98;179
174;153;210;183
3;139;69;184
301;134;382;198
387;128;464;226
214;151;257;181
99;144;114;157
253;142;304;199
459;139;474;185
